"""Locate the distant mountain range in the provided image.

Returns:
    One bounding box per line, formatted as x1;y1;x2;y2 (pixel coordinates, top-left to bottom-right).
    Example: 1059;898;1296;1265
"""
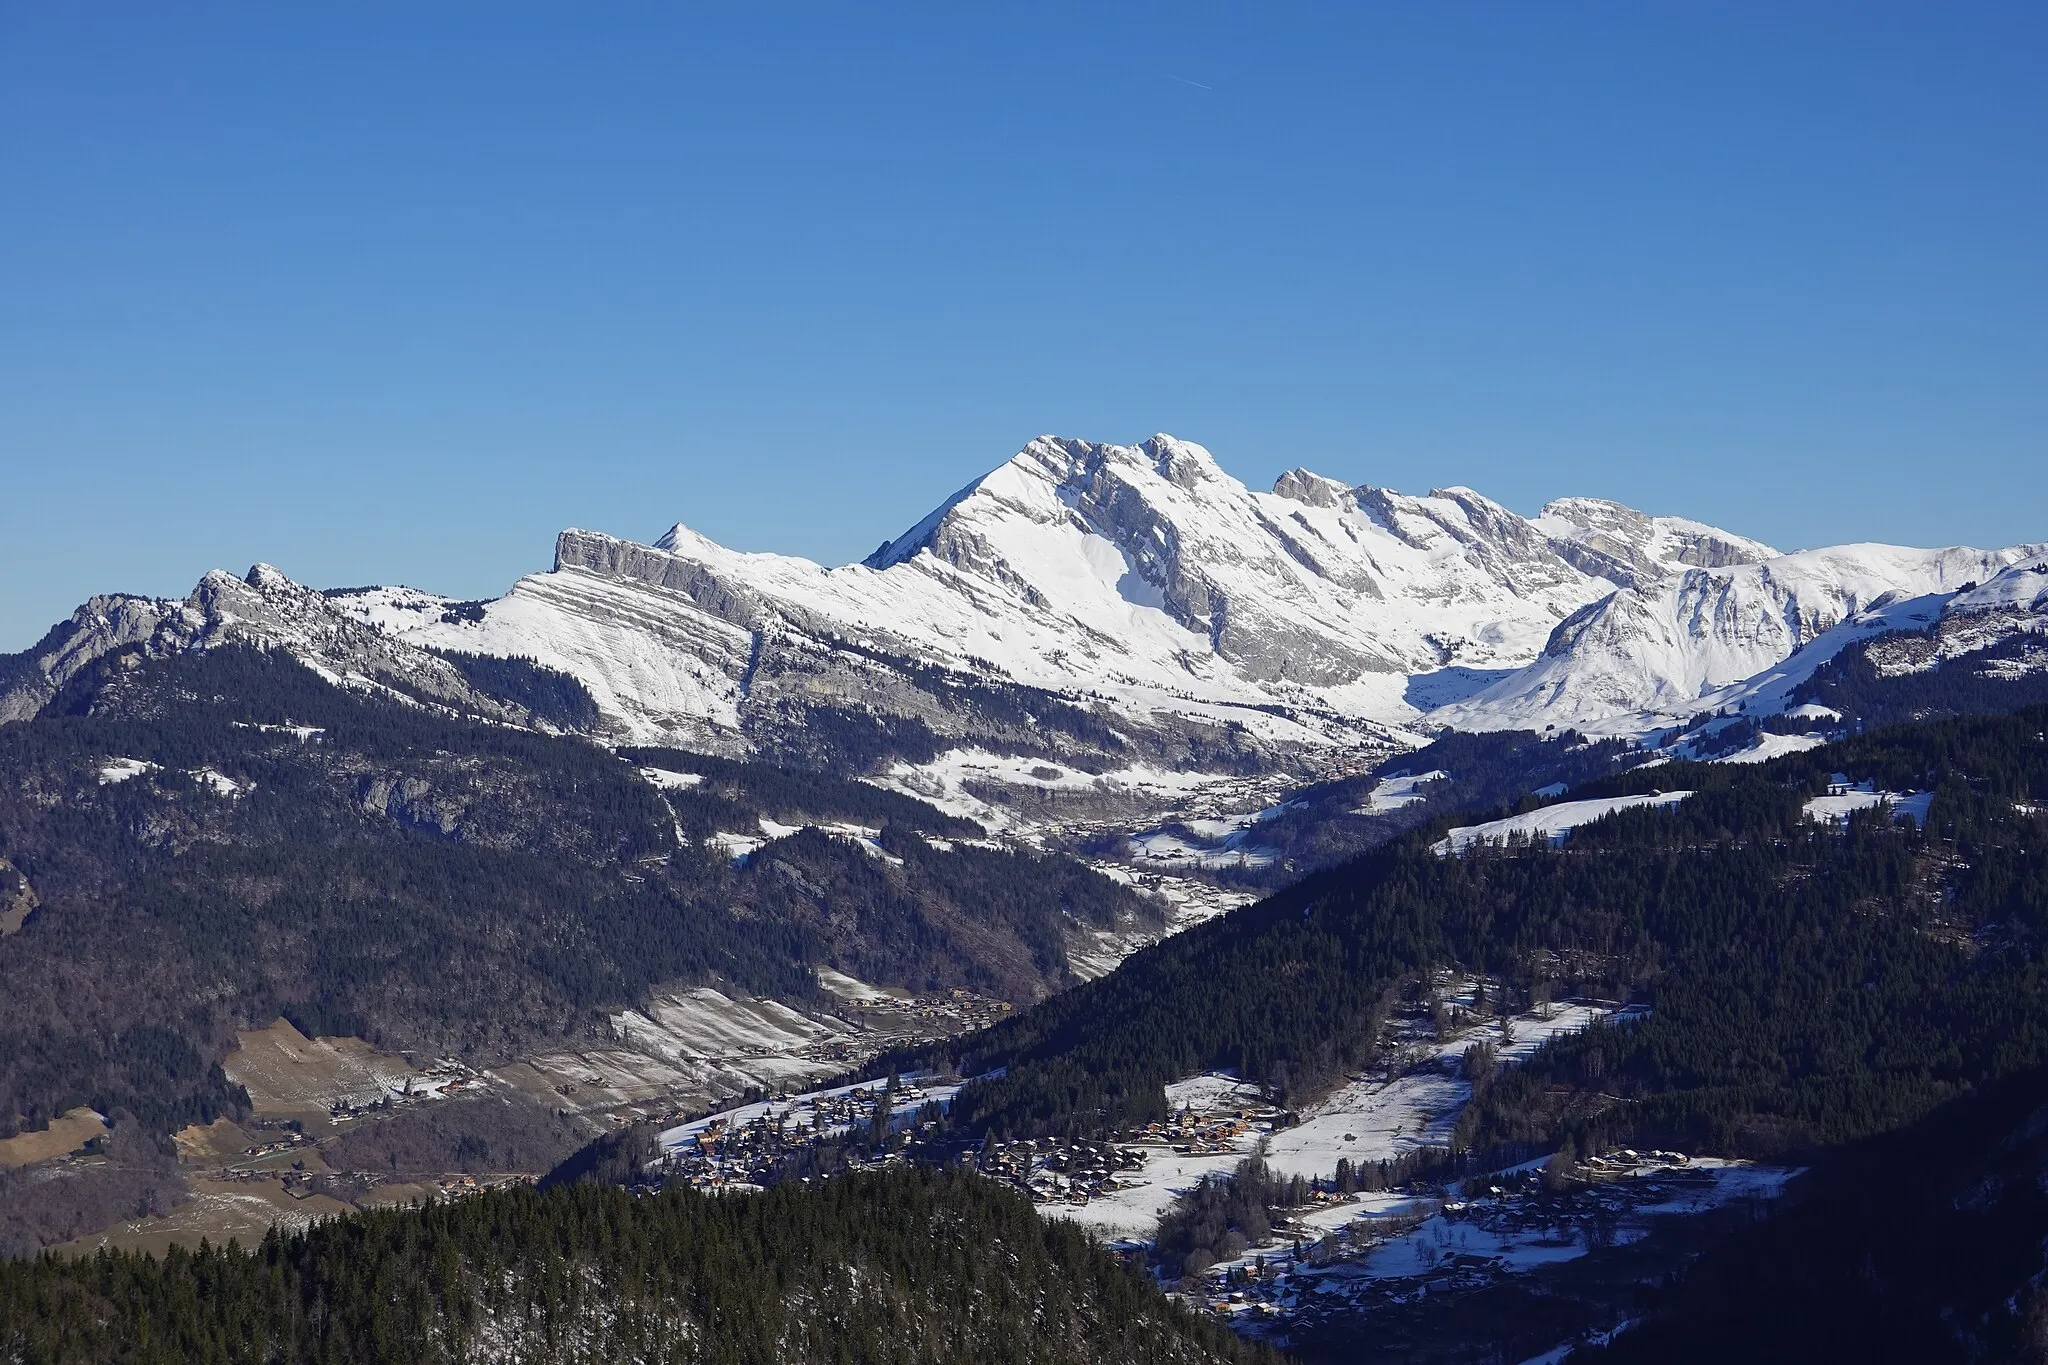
8;434;2043;787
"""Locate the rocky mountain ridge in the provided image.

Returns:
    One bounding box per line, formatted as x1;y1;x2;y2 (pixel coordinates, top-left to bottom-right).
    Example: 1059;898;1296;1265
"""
327;435;1784;772
7;434;2044;792
0;566;543;730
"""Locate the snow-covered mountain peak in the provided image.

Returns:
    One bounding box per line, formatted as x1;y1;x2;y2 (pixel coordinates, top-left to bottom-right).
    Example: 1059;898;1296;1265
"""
22;430;2043;781
396;430;1980;761
1138;431;1227;490
1441;539;2048;734
384;434;1679;763
0;564;550;729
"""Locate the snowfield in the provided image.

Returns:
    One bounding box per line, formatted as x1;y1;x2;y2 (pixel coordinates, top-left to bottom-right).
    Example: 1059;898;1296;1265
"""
1708;731;1828;765
1433;793;1694;855
871;747;1273;836
637;766;705;791
1803;785;1934;827
189;767;247;797
1441;540;2042;736
1354;770;1449;815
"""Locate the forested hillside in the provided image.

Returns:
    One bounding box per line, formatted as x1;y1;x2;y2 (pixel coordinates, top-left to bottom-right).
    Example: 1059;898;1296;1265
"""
1790;622;2048;729
0;1167;1277;1365
1204;727;1643;888
1584;1062;2048;1365
923;708;2048;1162
0;645;1152;1142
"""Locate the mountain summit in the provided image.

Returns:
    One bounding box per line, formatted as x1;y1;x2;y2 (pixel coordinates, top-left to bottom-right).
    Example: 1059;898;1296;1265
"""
364;432;1789;769
347;432;2038;769
9;433;2041;785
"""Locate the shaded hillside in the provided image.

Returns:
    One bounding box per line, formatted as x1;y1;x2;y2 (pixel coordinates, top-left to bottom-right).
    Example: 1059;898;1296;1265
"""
1219;728;1644;887
922;710;2048;1161
0;1168;1278;1365
1585;1064;2048;1365
0;646;1151;1139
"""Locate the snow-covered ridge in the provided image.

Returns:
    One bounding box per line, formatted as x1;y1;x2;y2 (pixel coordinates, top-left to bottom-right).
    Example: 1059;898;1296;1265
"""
1440;542;2048;736
0;565;541;731
362;433;1798;767
12;432;2045;775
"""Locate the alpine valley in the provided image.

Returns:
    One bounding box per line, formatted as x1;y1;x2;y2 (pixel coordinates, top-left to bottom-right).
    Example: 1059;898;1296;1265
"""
6;432;2048;1365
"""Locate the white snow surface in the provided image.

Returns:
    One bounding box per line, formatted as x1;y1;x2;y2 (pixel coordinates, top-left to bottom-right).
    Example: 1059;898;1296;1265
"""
1433;793;1694;855
656;1073;963;1154
373;435;1814;750
1333;1159;1798;1285
638;766;705;791
322;585;459;635
1441;542;2046;736
1355;770;1449;815
97;757;160;784
1263;1003;1614;1183
709;831;766;861
1707;731;1828;765
22;435;2048;762
815;967;901;1004
871;747;1255;835
188;767;246;796
1951;552;2048;613
1803;786;1934;827
1058;993;1618;1243
613;987;844;1063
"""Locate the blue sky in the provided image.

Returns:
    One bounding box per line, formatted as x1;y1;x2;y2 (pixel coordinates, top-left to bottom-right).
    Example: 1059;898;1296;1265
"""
3;3;2044;648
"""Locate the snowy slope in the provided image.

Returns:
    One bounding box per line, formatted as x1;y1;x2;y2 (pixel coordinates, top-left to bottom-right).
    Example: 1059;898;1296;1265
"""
14;432;2044;773
374;434;1789;770
1433;792;1695;855
1438;543;2046;735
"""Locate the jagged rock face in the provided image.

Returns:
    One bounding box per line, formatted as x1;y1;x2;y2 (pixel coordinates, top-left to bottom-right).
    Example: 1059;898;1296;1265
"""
9;434;2042;768
0;566;534;730
1534;497;1779;588
0;595;180;723
387;433;1799;771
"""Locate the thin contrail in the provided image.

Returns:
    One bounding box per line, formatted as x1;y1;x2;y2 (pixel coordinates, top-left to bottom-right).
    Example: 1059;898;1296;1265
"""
1165;74;1212;90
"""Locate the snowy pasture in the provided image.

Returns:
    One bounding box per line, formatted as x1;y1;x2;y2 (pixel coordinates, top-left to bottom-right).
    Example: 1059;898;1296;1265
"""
1433;793;1693;855
1262;1002;1615;1183
1803;782;1934;827
1352;770;1449;815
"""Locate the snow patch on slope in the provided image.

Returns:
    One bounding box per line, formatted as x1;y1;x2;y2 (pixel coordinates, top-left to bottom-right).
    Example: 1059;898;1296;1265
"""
1433;793;1694;855
1354;770;1449;815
